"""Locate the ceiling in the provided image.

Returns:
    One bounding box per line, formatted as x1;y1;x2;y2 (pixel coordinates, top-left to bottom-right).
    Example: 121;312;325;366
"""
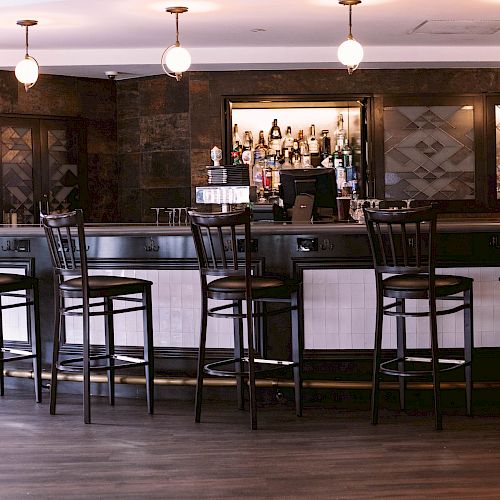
0;0;499;79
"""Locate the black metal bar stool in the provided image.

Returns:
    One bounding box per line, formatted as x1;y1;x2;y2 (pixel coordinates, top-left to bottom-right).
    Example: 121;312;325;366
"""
41;209;154;424
364;206;473;430
0;272;42;402
189;208;303;430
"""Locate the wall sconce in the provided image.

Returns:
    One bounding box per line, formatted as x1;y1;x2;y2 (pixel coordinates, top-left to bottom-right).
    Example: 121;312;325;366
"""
15;20;39;92
161;6;191;81
337;0;364;74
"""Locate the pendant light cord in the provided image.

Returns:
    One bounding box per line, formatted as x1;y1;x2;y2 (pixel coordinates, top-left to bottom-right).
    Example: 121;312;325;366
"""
25;26;29;57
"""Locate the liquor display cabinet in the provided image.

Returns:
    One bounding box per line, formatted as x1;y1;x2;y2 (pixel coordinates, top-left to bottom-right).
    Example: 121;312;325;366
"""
223;95;371;200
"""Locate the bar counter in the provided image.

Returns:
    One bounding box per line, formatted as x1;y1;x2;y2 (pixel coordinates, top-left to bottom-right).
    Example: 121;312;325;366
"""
1;216;500;395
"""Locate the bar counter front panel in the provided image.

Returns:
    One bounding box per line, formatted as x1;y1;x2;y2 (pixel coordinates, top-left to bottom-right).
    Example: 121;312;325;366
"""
1;220;500;381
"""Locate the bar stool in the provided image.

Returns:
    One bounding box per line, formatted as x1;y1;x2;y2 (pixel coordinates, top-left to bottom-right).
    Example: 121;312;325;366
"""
364;206;473;430
0;272;42;402
41;209;154;424
189;208;303;430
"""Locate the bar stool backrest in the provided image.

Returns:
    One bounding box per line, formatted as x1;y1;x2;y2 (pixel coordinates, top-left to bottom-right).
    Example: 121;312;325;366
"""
364;206;437;278
189;208;252;280
41;209;89;288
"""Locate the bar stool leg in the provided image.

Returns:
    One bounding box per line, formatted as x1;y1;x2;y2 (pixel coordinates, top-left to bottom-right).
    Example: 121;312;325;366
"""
464;288;473;416
83;299;91;424
30;282;42;403
429;297;442;431
0;296;4;397
50;290;62;415
143;286;154;415
104;297;115;406
371;289;384;425
246;299;257;430
291;290;303;417
195;295;208;423
396;299;407;411
233;300;244;410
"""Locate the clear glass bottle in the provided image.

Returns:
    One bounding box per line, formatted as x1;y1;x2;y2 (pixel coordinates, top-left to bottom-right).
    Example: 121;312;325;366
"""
334;145;347;194
335;114;346;148
282;126;294;151
291;139;301;168
298;130;311;167
342;140;353;182
252;131;268;189
307;124;319;154
282;148;292;169
241;131;253;165
271;154;282;194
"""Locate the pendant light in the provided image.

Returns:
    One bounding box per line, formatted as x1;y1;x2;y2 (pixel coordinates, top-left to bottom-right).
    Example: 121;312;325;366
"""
15;20;39;91
161;7;191;81
337;0;364;74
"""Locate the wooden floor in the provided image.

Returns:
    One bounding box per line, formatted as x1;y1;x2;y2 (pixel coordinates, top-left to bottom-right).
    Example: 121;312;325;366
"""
1;391;500;499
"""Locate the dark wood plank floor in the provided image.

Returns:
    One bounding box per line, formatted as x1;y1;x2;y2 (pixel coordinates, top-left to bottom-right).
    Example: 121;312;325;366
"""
1;392;500;499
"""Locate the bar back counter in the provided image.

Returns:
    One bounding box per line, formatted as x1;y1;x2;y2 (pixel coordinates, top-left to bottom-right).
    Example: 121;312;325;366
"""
2;217;500;398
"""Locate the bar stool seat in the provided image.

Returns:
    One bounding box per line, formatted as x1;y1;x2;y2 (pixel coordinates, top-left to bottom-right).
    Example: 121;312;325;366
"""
207;276;294;299
189;208;303;430
383;274;471;297
42;209;154;424
364;206;474;430
60;276;152;296
0;272;42;402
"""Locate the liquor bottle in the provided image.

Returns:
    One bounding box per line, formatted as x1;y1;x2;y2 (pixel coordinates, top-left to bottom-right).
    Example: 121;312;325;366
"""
231;123;242;165
241;131;253;166
253;131;268;163
253;131;268;189
307;125;320;167
282;148;292;169
232;124;241;148
298;130;311;167
269;118;282;156
291;139;301;168
308;124;319;153
342;140;353;182
262;161;273;196
320;130;331;162
334;146;346;193
271;154;282;194
335;114;346;148
282;126;294;151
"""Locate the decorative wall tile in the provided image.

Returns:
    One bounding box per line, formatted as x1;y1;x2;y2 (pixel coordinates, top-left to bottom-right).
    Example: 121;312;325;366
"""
384;105;475;200
304;267;500;350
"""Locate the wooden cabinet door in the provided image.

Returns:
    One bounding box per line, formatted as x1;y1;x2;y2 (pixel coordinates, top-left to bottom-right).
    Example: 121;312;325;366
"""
0;116;86;224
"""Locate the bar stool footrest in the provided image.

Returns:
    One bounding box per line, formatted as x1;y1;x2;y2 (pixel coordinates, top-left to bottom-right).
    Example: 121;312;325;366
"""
205;356;297;377
57;353;148;373
1;347;36;362
380;356;467;378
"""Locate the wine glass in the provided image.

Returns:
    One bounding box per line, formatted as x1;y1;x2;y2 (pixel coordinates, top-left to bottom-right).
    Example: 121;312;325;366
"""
150;207;164;226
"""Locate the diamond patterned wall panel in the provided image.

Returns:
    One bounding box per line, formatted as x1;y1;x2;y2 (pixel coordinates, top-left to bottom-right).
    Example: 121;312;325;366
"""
1;126;35;224
384;105;475;200
47;129;80;213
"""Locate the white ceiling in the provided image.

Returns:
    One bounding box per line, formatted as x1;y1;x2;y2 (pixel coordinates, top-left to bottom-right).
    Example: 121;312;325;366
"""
0;0;499;79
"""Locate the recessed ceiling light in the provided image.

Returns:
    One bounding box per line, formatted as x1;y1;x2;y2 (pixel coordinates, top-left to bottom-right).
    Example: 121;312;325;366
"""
251;28;266;33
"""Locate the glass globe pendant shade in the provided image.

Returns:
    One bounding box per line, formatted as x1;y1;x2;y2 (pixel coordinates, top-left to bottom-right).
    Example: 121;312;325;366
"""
15;55;39;87
337;36;364;74
164;45;191;74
